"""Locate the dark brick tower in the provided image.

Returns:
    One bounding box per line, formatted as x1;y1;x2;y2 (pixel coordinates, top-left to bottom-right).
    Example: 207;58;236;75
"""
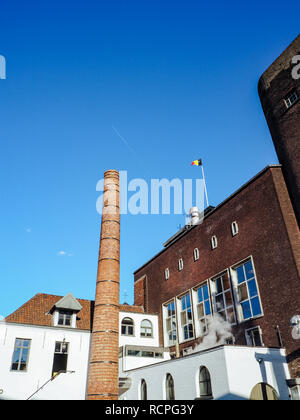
258;35;300;226
87;170;120;400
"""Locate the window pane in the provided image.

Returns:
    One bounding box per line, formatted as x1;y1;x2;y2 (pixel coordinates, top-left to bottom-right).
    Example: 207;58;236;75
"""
237;266;245;284
238;283;248;301
225;291;232;306
222;274;230;290
204;300;211;316
245;261;254;280
216;277;223;293
241;301;251;319
216;294;224;310
248;279;258;298
203;284;209;301
251;297;262;317
198;288;203;303
12;348;21;367
186;294;191;308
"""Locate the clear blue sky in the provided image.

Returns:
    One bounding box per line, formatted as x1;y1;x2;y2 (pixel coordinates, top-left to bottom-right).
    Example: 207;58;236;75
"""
0;1;299;317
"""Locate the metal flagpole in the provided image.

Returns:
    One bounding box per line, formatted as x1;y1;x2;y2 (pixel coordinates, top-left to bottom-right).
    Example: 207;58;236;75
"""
201;162;209;208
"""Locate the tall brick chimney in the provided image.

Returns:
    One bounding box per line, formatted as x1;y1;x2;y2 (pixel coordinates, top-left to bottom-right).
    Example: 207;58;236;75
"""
87;170;120;400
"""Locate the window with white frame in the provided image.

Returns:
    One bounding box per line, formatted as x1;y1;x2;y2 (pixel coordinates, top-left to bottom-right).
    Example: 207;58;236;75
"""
121;317;134;336
179;293;194;341
211;236;218;249
57;310;73;327
194;248;199;261
178;258;183;271
211;271;236;324
11;338;31;371
165;268;170;280
140;319;153;337
245;326;263;347
232;259;262;322
285;90;299;109
164;301;177;346
196;282;211;336
231;221;238;236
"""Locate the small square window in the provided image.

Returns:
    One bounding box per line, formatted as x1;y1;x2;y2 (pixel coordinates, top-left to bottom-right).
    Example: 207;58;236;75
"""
285;90;299;109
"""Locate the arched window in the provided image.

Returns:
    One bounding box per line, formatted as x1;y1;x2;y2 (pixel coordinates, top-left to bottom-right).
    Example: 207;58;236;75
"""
165;373;175;400
141;379;147;400
121;317;134;336
140;319;153;337
199;366;213;399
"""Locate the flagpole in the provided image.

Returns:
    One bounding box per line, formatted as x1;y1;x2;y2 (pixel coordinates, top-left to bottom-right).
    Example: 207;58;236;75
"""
201;163;209;208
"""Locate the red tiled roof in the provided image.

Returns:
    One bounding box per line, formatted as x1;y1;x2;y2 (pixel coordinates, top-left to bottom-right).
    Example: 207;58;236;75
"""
5;293;144;330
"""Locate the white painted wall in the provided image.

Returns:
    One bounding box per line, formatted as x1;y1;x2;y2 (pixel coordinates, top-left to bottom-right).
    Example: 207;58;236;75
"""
119;311;160;348
120;345;291;401
0;321;90;400
0;311;162;400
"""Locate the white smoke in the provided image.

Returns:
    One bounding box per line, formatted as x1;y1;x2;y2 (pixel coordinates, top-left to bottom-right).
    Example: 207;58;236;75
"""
188;314;232;354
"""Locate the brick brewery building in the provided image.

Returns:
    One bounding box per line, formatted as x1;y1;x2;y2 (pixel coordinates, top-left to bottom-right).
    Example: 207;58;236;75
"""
0;35;299;400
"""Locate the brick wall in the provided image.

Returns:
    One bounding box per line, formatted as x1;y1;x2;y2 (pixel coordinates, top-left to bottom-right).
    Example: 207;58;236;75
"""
258;35;300;226
134;166;300;378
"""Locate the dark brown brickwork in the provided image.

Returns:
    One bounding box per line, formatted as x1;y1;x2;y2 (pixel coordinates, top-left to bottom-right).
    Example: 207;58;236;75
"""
134;166;300;378
87;170;120;400
258;34;300;226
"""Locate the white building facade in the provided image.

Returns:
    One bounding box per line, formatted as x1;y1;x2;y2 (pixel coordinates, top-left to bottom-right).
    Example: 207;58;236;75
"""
0;293;293;400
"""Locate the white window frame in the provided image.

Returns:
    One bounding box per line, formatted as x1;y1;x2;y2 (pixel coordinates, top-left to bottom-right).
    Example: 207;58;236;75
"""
211;236;218;250
230;257;263;324
140;319;153;338
245;326;264;347
53;310;76;328
163;300;177;347
284;90;299;109
192;281;212;337
165;268;170;280
210;269;236;325
178;258;184;271
178;292;194;342
10;338;31;372
193;248;199;261
231;221;239;236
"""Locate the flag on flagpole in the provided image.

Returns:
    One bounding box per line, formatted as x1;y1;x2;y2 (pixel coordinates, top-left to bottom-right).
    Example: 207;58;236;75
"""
191;159;202;166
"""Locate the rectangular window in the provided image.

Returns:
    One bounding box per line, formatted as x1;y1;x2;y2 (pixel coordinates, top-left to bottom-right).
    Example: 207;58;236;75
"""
58;310;73;326
165;268;170;280
234;259;262;321
211;236;218;249
245;327;263;347
178;258;183;271
180;293;194;341
165;301;177;346
211;272;236;324
231;221;239;236
196;283;211;335
52;341;69;377
285;90;299;109
11;338;31;371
